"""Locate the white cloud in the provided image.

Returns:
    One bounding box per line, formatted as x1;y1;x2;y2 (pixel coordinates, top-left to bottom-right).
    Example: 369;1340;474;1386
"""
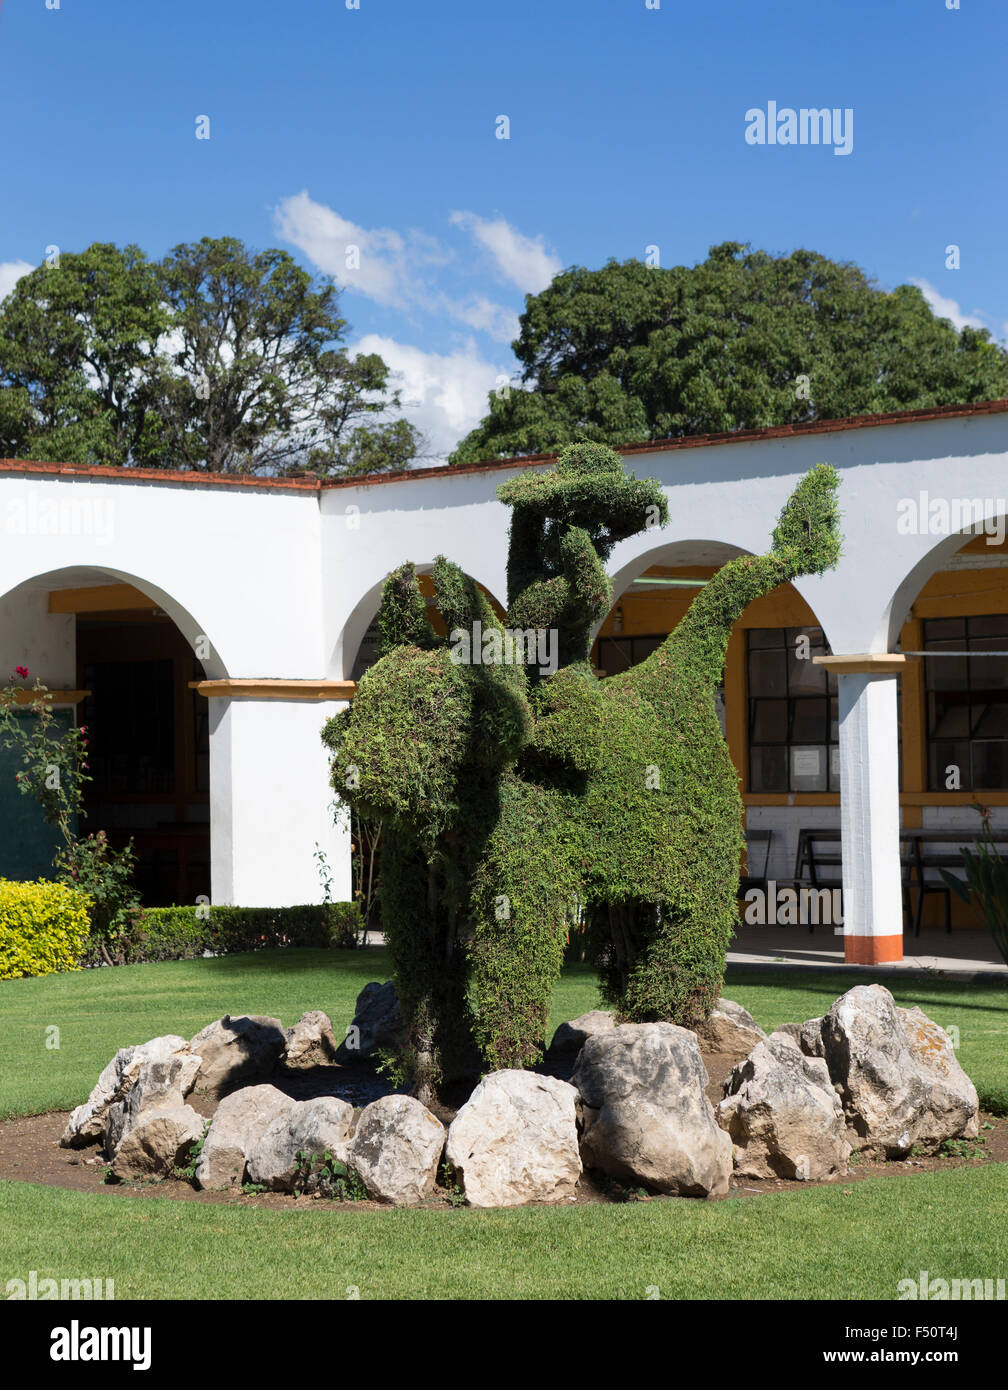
911;277;986;332
274;192;519;342
354;334;507;462
0;259;34;303
450;211;561;293
274;192;422;308
440;294;519;342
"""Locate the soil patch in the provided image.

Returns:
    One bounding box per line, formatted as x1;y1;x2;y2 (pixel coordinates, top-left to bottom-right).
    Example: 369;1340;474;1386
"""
1;1045;1002;1211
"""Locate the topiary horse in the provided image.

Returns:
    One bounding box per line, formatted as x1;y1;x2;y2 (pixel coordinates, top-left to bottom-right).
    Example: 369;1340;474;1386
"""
323;443;841;1101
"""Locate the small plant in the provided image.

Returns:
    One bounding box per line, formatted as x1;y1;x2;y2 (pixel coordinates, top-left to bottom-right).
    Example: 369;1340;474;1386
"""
241;1181;268;1195
940;806;1008;965
172;1121;210;1181
291;1149;368;1201
439;1161;466;1208
374;1046;409;1089
314;842;334;903
55;831;140;965
595;1172;649;1203
940;1137;989;1161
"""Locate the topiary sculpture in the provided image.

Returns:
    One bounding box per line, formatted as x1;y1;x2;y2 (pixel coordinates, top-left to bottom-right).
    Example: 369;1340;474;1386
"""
323;443;841;1102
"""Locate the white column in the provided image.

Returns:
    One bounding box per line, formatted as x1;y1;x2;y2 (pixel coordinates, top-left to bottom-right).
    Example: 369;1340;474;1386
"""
209;697;351;908
836;670;904;964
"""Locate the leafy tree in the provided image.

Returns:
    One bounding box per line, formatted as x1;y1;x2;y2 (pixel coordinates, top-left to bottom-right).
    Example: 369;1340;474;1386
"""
0;243;167;465
0;237;421;476
143;236;422;474
451;243;1008;462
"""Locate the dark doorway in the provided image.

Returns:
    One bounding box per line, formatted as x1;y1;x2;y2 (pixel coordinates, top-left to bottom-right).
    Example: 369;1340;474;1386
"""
77;615;210;906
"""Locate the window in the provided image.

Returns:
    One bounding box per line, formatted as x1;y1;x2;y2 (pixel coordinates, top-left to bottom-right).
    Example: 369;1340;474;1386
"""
747;627;839;793
595;634;666;676
924;615;1008;790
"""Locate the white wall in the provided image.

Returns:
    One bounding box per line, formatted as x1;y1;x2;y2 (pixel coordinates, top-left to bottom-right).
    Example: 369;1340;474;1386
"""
3;407;1008;910
323;411;1008;672
209;696;350;908
0;475;326;678
0;585;75;689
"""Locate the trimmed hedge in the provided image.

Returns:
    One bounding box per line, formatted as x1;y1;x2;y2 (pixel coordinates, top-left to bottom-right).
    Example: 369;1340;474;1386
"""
324;442;842;1099
0;878;92;980
80;900;363;967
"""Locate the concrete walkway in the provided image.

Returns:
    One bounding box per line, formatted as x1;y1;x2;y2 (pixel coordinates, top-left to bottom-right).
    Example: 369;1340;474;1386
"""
727;925;1007;980
365;926;1006;980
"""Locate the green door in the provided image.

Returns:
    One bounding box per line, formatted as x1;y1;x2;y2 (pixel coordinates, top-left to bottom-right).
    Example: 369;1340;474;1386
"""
0;709;73;881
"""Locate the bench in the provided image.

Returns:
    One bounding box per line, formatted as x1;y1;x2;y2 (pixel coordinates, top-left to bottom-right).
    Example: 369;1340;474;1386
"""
793;826;1008;936
793;827;914;935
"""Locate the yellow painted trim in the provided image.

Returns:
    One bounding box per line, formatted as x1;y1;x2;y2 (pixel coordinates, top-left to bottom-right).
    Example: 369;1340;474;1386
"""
913;592;1008;620
190;679;357;701
813;654;908;674
725;626;747;794
745;790;1008;808
744;793;841;806
900;617;926;795
900;791;1008;806
48;584;158;615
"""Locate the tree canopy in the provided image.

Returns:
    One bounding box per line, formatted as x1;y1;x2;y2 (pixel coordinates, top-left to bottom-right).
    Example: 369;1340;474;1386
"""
0;238;422;476
450;242;1008;463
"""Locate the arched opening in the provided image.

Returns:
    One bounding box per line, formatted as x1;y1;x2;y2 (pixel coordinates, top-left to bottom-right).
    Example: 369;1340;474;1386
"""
880;520;1008;929
595;543;837;884
0;566;223;905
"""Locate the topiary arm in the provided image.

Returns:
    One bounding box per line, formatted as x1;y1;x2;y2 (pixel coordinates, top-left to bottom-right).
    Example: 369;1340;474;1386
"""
376;563;438;658
431;554;501;640
626;464;841;693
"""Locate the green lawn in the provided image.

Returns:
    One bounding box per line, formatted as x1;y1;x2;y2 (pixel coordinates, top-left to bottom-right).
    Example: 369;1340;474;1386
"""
0;947;398;1120
0;1165;1004;1299
1;949;1005;1301
1;948;1005;1119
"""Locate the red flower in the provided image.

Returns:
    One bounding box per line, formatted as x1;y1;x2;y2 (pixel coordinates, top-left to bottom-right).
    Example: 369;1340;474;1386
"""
14;666;28;679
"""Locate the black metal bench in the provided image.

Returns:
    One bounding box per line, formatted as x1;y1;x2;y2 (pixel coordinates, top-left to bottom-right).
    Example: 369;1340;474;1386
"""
793;825;1008;936
793;827;914;935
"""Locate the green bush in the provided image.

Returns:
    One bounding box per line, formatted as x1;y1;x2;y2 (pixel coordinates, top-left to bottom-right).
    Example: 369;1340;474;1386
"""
0;879;92;980
56;831;140;964
81;901;363;967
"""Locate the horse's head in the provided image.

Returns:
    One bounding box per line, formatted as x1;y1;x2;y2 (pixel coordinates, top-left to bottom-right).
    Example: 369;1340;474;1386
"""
323;560;533;843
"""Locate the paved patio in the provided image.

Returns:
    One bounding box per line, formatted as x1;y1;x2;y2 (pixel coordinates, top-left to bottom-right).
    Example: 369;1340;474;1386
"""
727;925;1007;979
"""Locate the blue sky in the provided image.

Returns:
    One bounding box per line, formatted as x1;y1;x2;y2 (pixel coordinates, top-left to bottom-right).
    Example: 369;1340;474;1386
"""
1;0;1005;458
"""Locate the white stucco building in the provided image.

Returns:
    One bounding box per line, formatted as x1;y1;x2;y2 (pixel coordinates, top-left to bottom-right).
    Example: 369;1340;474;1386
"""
2;399;1007;965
